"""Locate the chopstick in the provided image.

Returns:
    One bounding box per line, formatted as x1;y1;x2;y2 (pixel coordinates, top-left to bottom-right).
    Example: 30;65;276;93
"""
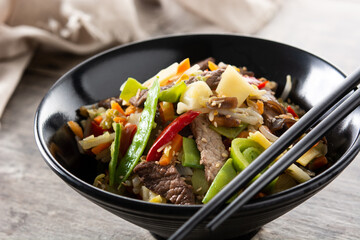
169;67;360;240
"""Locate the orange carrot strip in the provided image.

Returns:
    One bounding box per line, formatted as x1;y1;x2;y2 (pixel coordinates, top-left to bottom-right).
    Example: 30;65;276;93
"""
67;121;84;139
91;142;111;155
125;105;136;116
159;134;183;166
256;100;264;114
237;131;249;139
308;156;328;171
111;100;126;116
93;115;103;125
208;61;219;71
177;58;190;74
113;116;127;124
159;101;175;122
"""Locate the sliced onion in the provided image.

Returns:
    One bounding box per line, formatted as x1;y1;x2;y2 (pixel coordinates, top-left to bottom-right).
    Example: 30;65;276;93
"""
280;75;292;100
259;125;278;142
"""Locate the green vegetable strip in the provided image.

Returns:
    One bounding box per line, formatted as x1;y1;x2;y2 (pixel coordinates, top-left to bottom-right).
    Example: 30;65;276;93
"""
230;138;264;172
158;81;187;103
109;123;121;186
181;137;203;169
209;124;248;139
230;138;277;192
119;77;147;102
115;78;160;184
191;169;209;196
202;158;237;204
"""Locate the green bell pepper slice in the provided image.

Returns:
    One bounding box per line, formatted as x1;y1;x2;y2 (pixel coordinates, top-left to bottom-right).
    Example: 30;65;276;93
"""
181;137;203;169
115;78;160;185
209;124;248;139
109;123;122;186
191;168;209;196
202;158;237;204
158;81;187;103
120;77;147;102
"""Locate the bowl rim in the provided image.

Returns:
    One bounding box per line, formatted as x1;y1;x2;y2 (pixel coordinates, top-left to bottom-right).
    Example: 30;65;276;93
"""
34;33;360;213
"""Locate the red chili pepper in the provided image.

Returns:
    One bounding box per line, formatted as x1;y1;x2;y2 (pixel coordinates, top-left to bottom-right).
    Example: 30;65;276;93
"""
120;124;137;157
146;110;200;162
90;121;106;137
287;105;299;118
257;80;269;89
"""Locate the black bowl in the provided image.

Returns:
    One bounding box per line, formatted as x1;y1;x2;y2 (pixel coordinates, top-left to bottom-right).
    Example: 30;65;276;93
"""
34;34;360;239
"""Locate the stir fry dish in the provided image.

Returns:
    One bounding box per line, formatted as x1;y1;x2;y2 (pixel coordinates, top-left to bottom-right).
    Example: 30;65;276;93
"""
67;58;329;205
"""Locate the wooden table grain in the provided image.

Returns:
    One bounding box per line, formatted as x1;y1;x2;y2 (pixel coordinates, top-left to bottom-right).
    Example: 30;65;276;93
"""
1;0;360;239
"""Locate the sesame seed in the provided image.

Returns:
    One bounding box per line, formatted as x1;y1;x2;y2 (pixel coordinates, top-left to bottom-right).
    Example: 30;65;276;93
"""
222;152;228;158
215;163;221;168
201;138;208;143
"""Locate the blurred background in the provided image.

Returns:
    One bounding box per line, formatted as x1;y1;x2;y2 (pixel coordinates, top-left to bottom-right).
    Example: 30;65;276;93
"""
1;0;360;239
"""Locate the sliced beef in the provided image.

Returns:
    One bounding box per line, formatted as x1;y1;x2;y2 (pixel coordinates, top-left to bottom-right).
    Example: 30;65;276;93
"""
239;67;254;77
133;161;195;205
98;97;122;109
204;68;225;90
129;84;175;107
191;114;228;183
195;57;216;71
129;89;148;107
129;77;200;107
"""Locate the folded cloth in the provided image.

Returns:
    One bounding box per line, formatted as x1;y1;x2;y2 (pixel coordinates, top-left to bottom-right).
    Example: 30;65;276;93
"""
0;0;282;118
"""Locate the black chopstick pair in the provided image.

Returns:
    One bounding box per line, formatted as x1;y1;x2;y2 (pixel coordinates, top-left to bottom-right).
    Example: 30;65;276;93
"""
169;66;360;240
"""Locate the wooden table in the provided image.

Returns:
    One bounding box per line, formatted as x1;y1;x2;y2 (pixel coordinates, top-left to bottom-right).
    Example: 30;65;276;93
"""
1;0;360;239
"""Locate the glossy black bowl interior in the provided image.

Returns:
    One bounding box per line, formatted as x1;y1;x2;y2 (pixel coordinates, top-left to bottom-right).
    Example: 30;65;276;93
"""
34;34;360;239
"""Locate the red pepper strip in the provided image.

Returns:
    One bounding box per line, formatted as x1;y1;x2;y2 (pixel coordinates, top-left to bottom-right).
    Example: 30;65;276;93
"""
257;80;269;89
146;110;200;162
120;124;137;157
287;105;299;118
90;121;106;137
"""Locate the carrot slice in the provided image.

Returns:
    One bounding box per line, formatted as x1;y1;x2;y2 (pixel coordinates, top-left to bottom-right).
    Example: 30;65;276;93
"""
159;101;175;122
111;101;126;116
159;134;183;166
256;100;264;114
91;142;111;155
93;115;103;125
177;58;190;74
67;121;84;139
125;105;136;116
208;61;219;71
113;116;127;124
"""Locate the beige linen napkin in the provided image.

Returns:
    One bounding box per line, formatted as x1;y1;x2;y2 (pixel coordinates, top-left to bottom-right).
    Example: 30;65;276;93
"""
0;0;282;118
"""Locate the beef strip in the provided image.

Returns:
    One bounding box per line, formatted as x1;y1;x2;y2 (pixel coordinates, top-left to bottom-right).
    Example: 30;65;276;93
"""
133;161;195;205
129;77;200;107
195;57;216;71
129;83;175;107
98;97;122;109
191;114;228;183
204;68;225;90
